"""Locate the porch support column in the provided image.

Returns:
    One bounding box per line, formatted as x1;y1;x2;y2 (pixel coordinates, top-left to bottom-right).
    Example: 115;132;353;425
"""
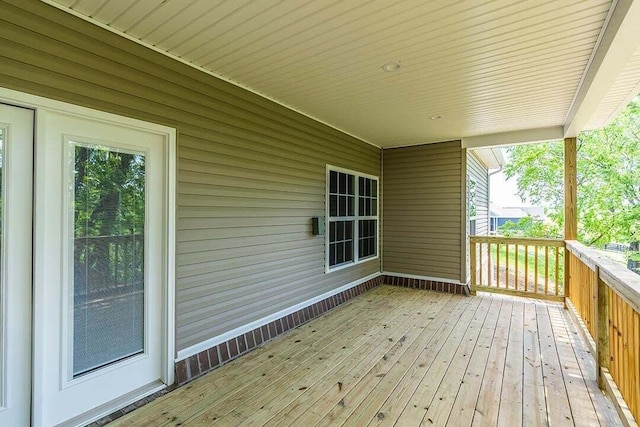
564;137;577;240
564;137;577;306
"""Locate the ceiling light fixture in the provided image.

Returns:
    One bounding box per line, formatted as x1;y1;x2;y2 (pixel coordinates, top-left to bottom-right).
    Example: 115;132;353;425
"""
429;115;443;120
381;61;402;72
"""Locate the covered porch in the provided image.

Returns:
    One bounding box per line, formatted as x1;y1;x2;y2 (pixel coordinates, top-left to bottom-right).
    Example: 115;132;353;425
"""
1;1;640;426
111;285;621;426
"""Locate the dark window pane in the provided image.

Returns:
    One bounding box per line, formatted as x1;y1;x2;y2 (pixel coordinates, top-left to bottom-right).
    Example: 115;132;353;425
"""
372;180;377;196
339;173;346;193
338;196;347;216
329;195;337;217
345;241;353;262
329;171;337;193
359;176;364;196
337;242;344;264
347;196;354;216
337;221;344;240
329;243;336;266
329;221;336;242
365;178;371;197
345;221;353;239
372;201;377;216
348;174;354;195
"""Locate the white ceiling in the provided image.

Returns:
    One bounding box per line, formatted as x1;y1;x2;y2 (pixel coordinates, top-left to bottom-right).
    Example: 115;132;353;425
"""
45;0;640;148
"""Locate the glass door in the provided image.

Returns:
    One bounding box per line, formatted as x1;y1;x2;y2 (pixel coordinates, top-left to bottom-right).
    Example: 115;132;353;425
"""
33;109;169;427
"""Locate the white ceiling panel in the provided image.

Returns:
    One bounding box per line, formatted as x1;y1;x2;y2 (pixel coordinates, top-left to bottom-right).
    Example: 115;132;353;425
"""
585;44;640;130
46;0;640;147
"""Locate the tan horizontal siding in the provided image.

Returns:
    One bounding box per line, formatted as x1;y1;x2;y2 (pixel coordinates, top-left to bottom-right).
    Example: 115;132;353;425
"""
0;1;380;352
382;141;463;282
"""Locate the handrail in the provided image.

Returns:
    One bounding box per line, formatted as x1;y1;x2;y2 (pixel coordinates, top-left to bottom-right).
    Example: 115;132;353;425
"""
566;240;640;313
469;235;564;300
565;240;640;424
471;235;565;247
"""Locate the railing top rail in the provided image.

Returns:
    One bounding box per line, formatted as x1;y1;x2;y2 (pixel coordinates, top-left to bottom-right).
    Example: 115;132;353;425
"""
470;235;565;247
566;240;640;314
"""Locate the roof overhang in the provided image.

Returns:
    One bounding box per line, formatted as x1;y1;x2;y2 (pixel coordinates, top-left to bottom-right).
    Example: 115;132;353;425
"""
42;0;640;148
470;147;506;170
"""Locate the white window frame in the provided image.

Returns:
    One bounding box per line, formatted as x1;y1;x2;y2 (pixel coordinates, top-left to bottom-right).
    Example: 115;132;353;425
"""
325;165;379;273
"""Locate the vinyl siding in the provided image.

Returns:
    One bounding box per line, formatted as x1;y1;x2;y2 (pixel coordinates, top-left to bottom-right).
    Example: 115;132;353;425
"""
467;151;490;236
466;151;490;281
0;0;380;351
382;141;463;282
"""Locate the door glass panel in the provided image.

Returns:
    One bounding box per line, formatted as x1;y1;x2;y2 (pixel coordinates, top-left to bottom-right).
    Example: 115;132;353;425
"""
72;143;145;377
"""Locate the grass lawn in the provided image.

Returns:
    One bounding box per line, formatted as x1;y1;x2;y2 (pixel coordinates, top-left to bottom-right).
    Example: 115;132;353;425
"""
484;243;564;293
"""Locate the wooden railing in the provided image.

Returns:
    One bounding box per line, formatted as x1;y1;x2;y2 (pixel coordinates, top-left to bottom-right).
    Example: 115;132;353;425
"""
469;236;565;300
566;241;640;424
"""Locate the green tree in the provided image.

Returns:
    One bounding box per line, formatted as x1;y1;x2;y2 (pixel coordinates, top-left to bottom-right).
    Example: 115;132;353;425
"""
504;98;640;252
498;216;561;239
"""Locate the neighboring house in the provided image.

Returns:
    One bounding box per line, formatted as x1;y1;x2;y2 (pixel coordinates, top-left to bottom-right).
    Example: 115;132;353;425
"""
489;205;546;233
0;1;639;426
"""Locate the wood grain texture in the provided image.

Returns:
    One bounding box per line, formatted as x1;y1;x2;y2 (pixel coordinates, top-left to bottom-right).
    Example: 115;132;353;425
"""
564;137;577;240
110;286;622;427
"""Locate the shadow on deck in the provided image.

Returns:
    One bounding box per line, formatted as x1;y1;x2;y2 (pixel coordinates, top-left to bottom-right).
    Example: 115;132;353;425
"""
111;285;621;426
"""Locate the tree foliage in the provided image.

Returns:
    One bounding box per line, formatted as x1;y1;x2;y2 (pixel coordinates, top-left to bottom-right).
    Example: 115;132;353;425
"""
498;216;561;239
504;98;640;248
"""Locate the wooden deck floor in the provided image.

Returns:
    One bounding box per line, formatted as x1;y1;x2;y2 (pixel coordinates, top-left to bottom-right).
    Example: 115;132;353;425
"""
112;285;622;426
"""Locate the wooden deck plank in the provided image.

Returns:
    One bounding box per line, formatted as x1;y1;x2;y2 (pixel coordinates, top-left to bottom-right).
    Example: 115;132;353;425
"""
445;297;505;427
522;301;548;426
536;303;574;426
423;297;503;426
117;286;404;426
242;292;455;426
354;295;479;426
559;304;623;427
471;297;513;427
314;296;484;426
367;296;486;427
315;294;468;426
497;299;524;427
108;287;623;427
185;288;432;426
548;304;601;426
391;295;490;425
417;295;499;425
268;294;466;427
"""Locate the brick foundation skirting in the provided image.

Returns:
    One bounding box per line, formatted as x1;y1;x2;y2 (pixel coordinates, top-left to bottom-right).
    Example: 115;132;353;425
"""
91;272;465;425
91;274;384;425
383;274;470;295
174;274;385;386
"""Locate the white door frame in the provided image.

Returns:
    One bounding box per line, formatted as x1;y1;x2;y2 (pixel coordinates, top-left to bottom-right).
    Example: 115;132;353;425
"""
0;87;176;426
0;104;34;427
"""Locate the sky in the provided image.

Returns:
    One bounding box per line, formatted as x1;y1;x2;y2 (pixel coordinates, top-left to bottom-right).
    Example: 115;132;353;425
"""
490;171;526;207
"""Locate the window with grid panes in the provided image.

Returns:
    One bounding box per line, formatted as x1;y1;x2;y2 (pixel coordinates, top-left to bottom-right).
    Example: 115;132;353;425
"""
327;167;378;271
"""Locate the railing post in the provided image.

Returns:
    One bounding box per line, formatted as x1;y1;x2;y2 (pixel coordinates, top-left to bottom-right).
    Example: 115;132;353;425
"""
595;266;610;389
470;239;476;289
564;137;577;307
